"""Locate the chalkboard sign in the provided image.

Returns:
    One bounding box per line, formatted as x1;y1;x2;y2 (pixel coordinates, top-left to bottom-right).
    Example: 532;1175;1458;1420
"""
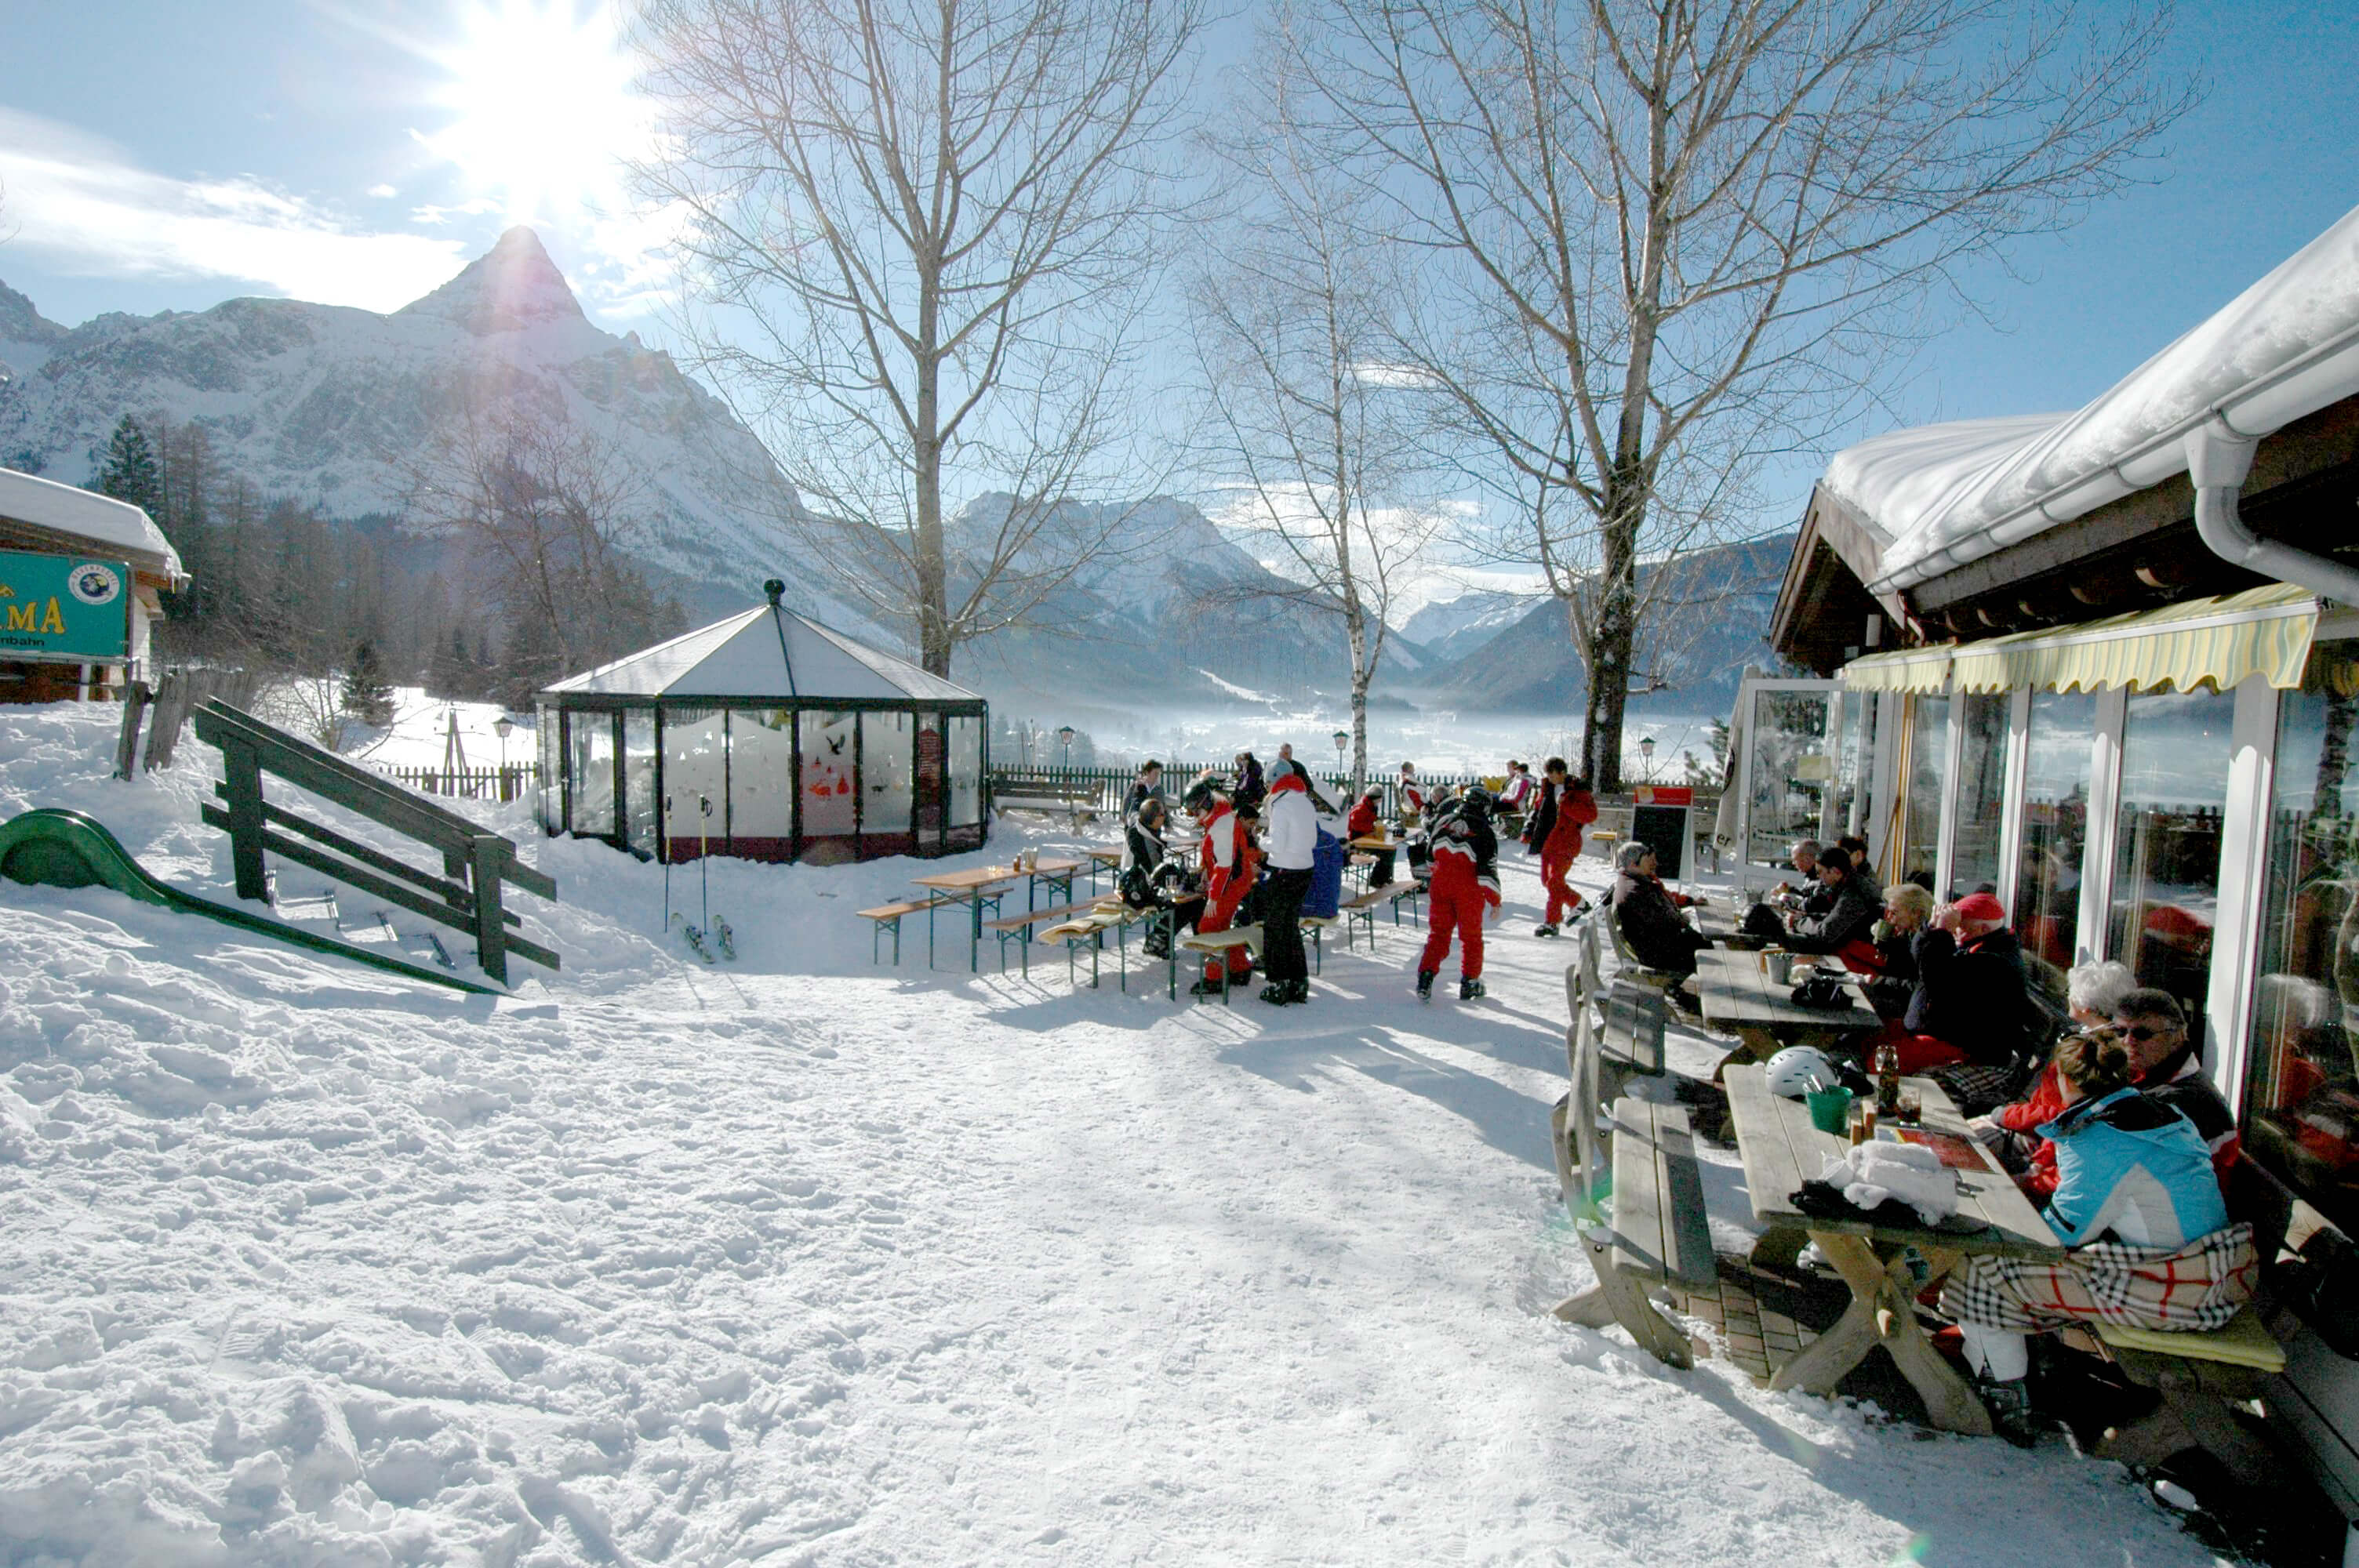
1629;786;1695;880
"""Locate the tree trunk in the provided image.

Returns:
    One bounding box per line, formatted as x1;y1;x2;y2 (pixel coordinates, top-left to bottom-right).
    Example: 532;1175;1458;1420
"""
1581;471;1644;793
914;275;951;677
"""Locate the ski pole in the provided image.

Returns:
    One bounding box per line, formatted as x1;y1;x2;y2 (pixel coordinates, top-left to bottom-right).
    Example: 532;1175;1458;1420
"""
662;794;674;934
699;794;712;930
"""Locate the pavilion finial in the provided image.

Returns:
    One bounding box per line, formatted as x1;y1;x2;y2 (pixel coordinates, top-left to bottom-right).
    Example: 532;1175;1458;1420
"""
762;578;785;607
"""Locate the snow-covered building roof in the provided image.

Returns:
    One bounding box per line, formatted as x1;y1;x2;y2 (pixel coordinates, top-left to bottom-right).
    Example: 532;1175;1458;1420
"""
541;603;983;705
1827;200;2359;593
0;466;185;583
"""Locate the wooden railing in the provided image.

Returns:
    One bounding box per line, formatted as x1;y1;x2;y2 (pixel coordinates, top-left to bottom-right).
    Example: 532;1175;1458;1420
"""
191;700;559;985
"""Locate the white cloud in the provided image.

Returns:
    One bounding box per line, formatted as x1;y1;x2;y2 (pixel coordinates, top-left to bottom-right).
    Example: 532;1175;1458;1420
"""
366;183;398;199
0;109;467;312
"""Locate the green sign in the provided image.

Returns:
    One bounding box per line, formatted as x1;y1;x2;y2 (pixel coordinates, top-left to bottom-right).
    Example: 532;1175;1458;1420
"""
0;550;131;662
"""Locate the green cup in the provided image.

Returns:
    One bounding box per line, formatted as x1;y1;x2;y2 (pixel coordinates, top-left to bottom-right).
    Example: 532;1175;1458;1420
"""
1806;1087;1853;1136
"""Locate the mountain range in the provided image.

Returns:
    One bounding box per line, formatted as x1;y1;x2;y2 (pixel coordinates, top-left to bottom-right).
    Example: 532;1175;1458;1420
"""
0;230;1781;720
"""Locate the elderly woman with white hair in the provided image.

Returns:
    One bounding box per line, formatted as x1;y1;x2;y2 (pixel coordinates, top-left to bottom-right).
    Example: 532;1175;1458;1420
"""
1968;959;2137;1196
1604;840;1709;979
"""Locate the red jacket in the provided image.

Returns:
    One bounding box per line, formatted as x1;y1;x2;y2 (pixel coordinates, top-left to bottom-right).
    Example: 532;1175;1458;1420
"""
1346;797;1379;839
1544;786;1597;858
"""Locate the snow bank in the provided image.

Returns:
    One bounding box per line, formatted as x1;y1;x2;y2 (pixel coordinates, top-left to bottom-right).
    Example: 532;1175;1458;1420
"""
1832;199;2359;590
0;703;2232;1566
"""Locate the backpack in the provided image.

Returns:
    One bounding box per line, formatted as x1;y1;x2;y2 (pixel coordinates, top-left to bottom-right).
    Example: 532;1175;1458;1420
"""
1303;826;1346;919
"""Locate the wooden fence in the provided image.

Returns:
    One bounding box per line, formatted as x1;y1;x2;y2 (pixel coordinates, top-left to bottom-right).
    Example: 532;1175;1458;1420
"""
373;764;540;804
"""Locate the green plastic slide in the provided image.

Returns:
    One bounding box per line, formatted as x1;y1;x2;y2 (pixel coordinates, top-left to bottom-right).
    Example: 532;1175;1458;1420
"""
0;807;503;997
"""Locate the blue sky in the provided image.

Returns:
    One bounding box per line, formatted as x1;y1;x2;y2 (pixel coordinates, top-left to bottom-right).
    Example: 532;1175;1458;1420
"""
2;0;2354;528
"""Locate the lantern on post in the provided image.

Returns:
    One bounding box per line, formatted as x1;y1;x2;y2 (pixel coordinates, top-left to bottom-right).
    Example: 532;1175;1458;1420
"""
494;714;515;800
1057;724;1075;773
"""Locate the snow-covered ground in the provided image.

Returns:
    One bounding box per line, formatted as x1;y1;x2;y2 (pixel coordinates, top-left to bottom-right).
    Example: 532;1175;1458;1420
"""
0;703;2230;1566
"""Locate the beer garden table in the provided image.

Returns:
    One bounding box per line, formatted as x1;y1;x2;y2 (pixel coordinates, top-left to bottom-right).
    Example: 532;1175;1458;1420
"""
910;858;1081;971
1693;947;1885;1065
1722;1064;2067;1436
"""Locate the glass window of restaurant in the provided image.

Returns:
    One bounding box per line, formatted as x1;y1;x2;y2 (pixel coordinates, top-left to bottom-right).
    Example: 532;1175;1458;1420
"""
2243;652;2359;1231
2012;690;2096;978
1949;691;2008;900
1900;693;1950;887
2106;685;2235;1050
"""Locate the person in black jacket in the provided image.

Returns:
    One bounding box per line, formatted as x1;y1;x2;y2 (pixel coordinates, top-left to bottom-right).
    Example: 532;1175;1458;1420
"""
1896;891;2030;1069
1231;751;1267;816
1782;847;1881;961
1123;760;1165;819
1121;797;1190;956
1605;841;1709;977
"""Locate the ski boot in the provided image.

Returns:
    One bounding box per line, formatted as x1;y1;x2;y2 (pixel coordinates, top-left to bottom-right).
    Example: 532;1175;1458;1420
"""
1416;970;1436;1001
1533;924;1559;938
1459;977;1485;1001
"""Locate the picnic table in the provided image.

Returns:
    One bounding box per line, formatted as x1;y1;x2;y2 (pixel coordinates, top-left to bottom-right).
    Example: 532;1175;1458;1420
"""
910;858;1080;971
1083;846;1124;893
1722;1064;2066;1436
1692;947;1885;1065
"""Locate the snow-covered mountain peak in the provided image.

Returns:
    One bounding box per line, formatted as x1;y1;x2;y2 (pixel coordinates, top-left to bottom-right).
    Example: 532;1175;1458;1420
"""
395;225;583;335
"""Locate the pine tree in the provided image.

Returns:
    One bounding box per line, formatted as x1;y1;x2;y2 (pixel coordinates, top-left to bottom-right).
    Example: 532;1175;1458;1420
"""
94;416;164;518
342;641;396;727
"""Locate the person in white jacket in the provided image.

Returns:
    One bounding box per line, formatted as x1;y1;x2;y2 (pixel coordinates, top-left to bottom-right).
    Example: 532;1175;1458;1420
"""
1257;761;1333;1005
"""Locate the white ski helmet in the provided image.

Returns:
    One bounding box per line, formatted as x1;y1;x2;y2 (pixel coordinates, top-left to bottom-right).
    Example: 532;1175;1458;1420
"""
1763;1045;1841;1100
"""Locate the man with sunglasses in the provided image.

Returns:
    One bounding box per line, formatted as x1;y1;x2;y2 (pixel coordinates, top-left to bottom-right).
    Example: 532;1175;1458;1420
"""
2115;987;2241;1182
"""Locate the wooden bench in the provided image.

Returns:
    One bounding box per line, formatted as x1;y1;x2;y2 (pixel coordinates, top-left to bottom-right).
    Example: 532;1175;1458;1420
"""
985;895;1122;976
1596;898;1689;990
1176;926;1261;1004
2086;1160;2297;1487
856;896;953;964
1547;927;1712;1368
1339;884;1390;947
1035;906;1139;990
992;782;1102;822
1389;877;1427;924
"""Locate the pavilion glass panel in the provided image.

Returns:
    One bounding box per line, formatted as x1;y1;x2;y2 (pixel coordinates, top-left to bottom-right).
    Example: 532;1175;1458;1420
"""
1948;691;2009;900
1747;686;1832;868
2013;690;2096;976
2106;685;2235;1050
726;709;795;858
1900;693;1950;887
536;704;560;833
622;710;658;855
949;713;984;850
861;710;916;858
663;707;728;860
2242;655;2359;1231
800;709;860;864
569;710;615;838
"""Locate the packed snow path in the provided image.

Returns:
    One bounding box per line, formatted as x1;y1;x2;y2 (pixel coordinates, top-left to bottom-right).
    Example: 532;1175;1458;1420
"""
0;708;2227;1566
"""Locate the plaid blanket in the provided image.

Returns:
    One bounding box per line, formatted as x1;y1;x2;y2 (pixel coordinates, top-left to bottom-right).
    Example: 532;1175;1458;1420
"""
1939;1223;2258;1334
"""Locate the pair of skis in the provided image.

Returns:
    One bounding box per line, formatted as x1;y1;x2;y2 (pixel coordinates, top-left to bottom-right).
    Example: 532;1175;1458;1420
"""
674;912;736;965
663;793;734;964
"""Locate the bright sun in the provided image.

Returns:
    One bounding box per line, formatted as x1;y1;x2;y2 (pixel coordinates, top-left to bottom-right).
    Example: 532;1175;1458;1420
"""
425;0;650;222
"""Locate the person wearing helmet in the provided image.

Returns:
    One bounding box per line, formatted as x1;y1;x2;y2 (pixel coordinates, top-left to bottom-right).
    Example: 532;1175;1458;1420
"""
1190;777;1255;996
1416;786;1502;1001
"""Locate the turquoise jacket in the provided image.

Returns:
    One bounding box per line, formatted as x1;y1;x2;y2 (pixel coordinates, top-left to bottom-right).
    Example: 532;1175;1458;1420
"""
2037;1087;2230;1249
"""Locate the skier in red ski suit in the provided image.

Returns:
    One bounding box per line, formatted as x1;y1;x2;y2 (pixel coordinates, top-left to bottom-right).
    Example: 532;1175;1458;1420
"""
1189;779;1255;992
1531;758;1596;935
1417;789;1503;1000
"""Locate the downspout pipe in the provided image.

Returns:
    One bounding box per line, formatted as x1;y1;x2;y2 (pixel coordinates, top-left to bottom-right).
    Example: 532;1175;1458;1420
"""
2186;419;2359;607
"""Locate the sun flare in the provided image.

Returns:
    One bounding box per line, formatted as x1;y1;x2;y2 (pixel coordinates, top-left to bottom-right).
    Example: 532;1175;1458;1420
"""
424;0;650;222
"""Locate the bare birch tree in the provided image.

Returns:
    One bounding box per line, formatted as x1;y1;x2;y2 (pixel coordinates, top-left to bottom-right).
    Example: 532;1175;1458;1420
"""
1302;0;2193;788
635;0;1206;679
1186;24;1440;797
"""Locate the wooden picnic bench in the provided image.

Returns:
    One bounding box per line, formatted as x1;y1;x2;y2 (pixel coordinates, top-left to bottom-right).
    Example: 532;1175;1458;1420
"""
1692;946;1885;1071
984;894;1121;975
992;781;1103;822
1722;1062;2066;1436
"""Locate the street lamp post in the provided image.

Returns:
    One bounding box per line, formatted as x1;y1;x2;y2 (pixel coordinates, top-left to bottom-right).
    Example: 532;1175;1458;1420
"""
494;715;515;801
1639;736;1656;783
1057;724;1075;775
1332;729;1349;792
